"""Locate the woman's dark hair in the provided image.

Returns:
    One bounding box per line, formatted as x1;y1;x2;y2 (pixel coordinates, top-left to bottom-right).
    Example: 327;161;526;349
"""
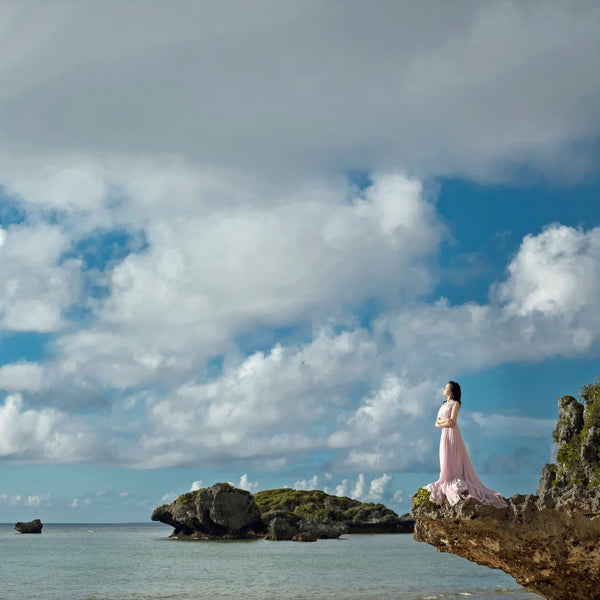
448;381;461;403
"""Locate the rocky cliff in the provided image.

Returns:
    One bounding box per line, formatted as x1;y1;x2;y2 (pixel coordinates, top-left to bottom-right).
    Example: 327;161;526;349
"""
412;380;600;600
538;381;600;492
152;483;414;541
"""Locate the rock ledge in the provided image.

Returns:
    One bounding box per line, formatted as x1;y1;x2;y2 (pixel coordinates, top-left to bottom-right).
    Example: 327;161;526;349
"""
412;487;600;600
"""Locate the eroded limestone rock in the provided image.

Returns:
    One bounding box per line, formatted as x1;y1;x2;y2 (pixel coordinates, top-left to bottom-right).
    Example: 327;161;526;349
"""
538;386;600;492
263;511;342;541
413;488;600;600
151;482;265;539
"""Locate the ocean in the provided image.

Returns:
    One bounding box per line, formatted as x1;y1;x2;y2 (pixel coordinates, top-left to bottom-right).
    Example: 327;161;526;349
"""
0;523;538;600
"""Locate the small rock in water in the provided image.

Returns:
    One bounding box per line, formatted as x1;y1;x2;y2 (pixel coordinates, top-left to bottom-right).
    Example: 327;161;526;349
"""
15;519;43;534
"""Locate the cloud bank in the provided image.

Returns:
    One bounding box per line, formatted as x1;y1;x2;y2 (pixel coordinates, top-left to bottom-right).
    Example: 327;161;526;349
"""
0;161;596;475
0;1;598;181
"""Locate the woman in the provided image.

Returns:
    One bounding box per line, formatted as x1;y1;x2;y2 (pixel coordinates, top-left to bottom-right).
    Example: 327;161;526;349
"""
424;381;507;507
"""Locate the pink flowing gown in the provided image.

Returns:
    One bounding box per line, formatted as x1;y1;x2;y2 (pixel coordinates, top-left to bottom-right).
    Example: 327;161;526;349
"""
424;401;507;507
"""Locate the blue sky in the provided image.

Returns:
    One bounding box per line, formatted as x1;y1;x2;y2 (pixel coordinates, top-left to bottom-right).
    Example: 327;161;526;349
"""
0;1;599;522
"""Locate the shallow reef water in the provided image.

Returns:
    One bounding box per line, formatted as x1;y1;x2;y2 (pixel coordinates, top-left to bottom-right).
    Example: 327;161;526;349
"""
0;523;537;600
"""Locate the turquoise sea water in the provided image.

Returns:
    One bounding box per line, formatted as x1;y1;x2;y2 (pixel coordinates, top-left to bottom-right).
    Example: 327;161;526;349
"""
0;523;538;600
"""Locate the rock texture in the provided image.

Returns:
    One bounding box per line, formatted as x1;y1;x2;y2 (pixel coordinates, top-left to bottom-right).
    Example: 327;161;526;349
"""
263;510;344;541
151;482;265;539
412;384;600;600
413;489;600;600
15;519;43;534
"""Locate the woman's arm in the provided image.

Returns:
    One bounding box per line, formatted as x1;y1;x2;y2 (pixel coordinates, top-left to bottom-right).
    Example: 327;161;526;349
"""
435;402;460;427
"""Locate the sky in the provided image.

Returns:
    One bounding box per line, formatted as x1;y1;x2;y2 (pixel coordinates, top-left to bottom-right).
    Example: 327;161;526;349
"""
0;0;599;522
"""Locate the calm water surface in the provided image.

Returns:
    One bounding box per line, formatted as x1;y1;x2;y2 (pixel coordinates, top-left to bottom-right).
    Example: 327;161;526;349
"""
0;523;538;600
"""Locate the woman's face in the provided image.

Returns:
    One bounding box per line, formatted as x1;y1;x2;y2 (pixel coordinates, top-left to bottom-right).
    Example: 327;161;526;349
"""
443;383;452;398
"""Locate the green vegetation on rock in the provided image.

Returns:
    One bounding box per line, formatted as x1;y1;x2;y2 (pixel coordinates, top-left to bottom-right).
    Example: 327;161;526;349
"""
173;489;203;504
172;482;235;506
254;488;398;524
549;378;600;490
412;487;438;510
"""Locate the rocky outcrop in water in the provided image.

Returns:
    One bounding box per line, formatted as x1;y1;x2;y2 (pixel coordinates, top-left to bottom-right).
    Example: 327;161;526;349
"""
151;482;266;539
15;519;43;534
152;483;414;541
254;488;414;534
412;381;600;600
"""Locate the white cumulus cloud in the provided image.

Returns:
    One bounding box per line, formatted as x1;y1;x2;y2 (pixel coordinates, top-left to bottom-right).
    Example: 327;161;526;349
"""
0;224;81;332
0;394;101;463
326;474;392;503
0;362;45;393
238;474;259;493
497;224;600;317
0;493;50;507
294;475;319;490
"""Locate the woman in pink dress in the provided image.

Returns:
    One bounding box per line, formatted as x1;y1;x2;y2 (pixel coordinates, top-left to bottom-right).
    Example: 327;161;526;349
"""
424;381;507;507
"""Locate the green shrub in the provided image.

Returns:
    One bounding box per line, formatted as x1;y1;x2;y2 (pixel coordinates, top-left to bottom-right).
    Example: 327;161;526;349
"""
174;489;203;504
412;488;438;510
